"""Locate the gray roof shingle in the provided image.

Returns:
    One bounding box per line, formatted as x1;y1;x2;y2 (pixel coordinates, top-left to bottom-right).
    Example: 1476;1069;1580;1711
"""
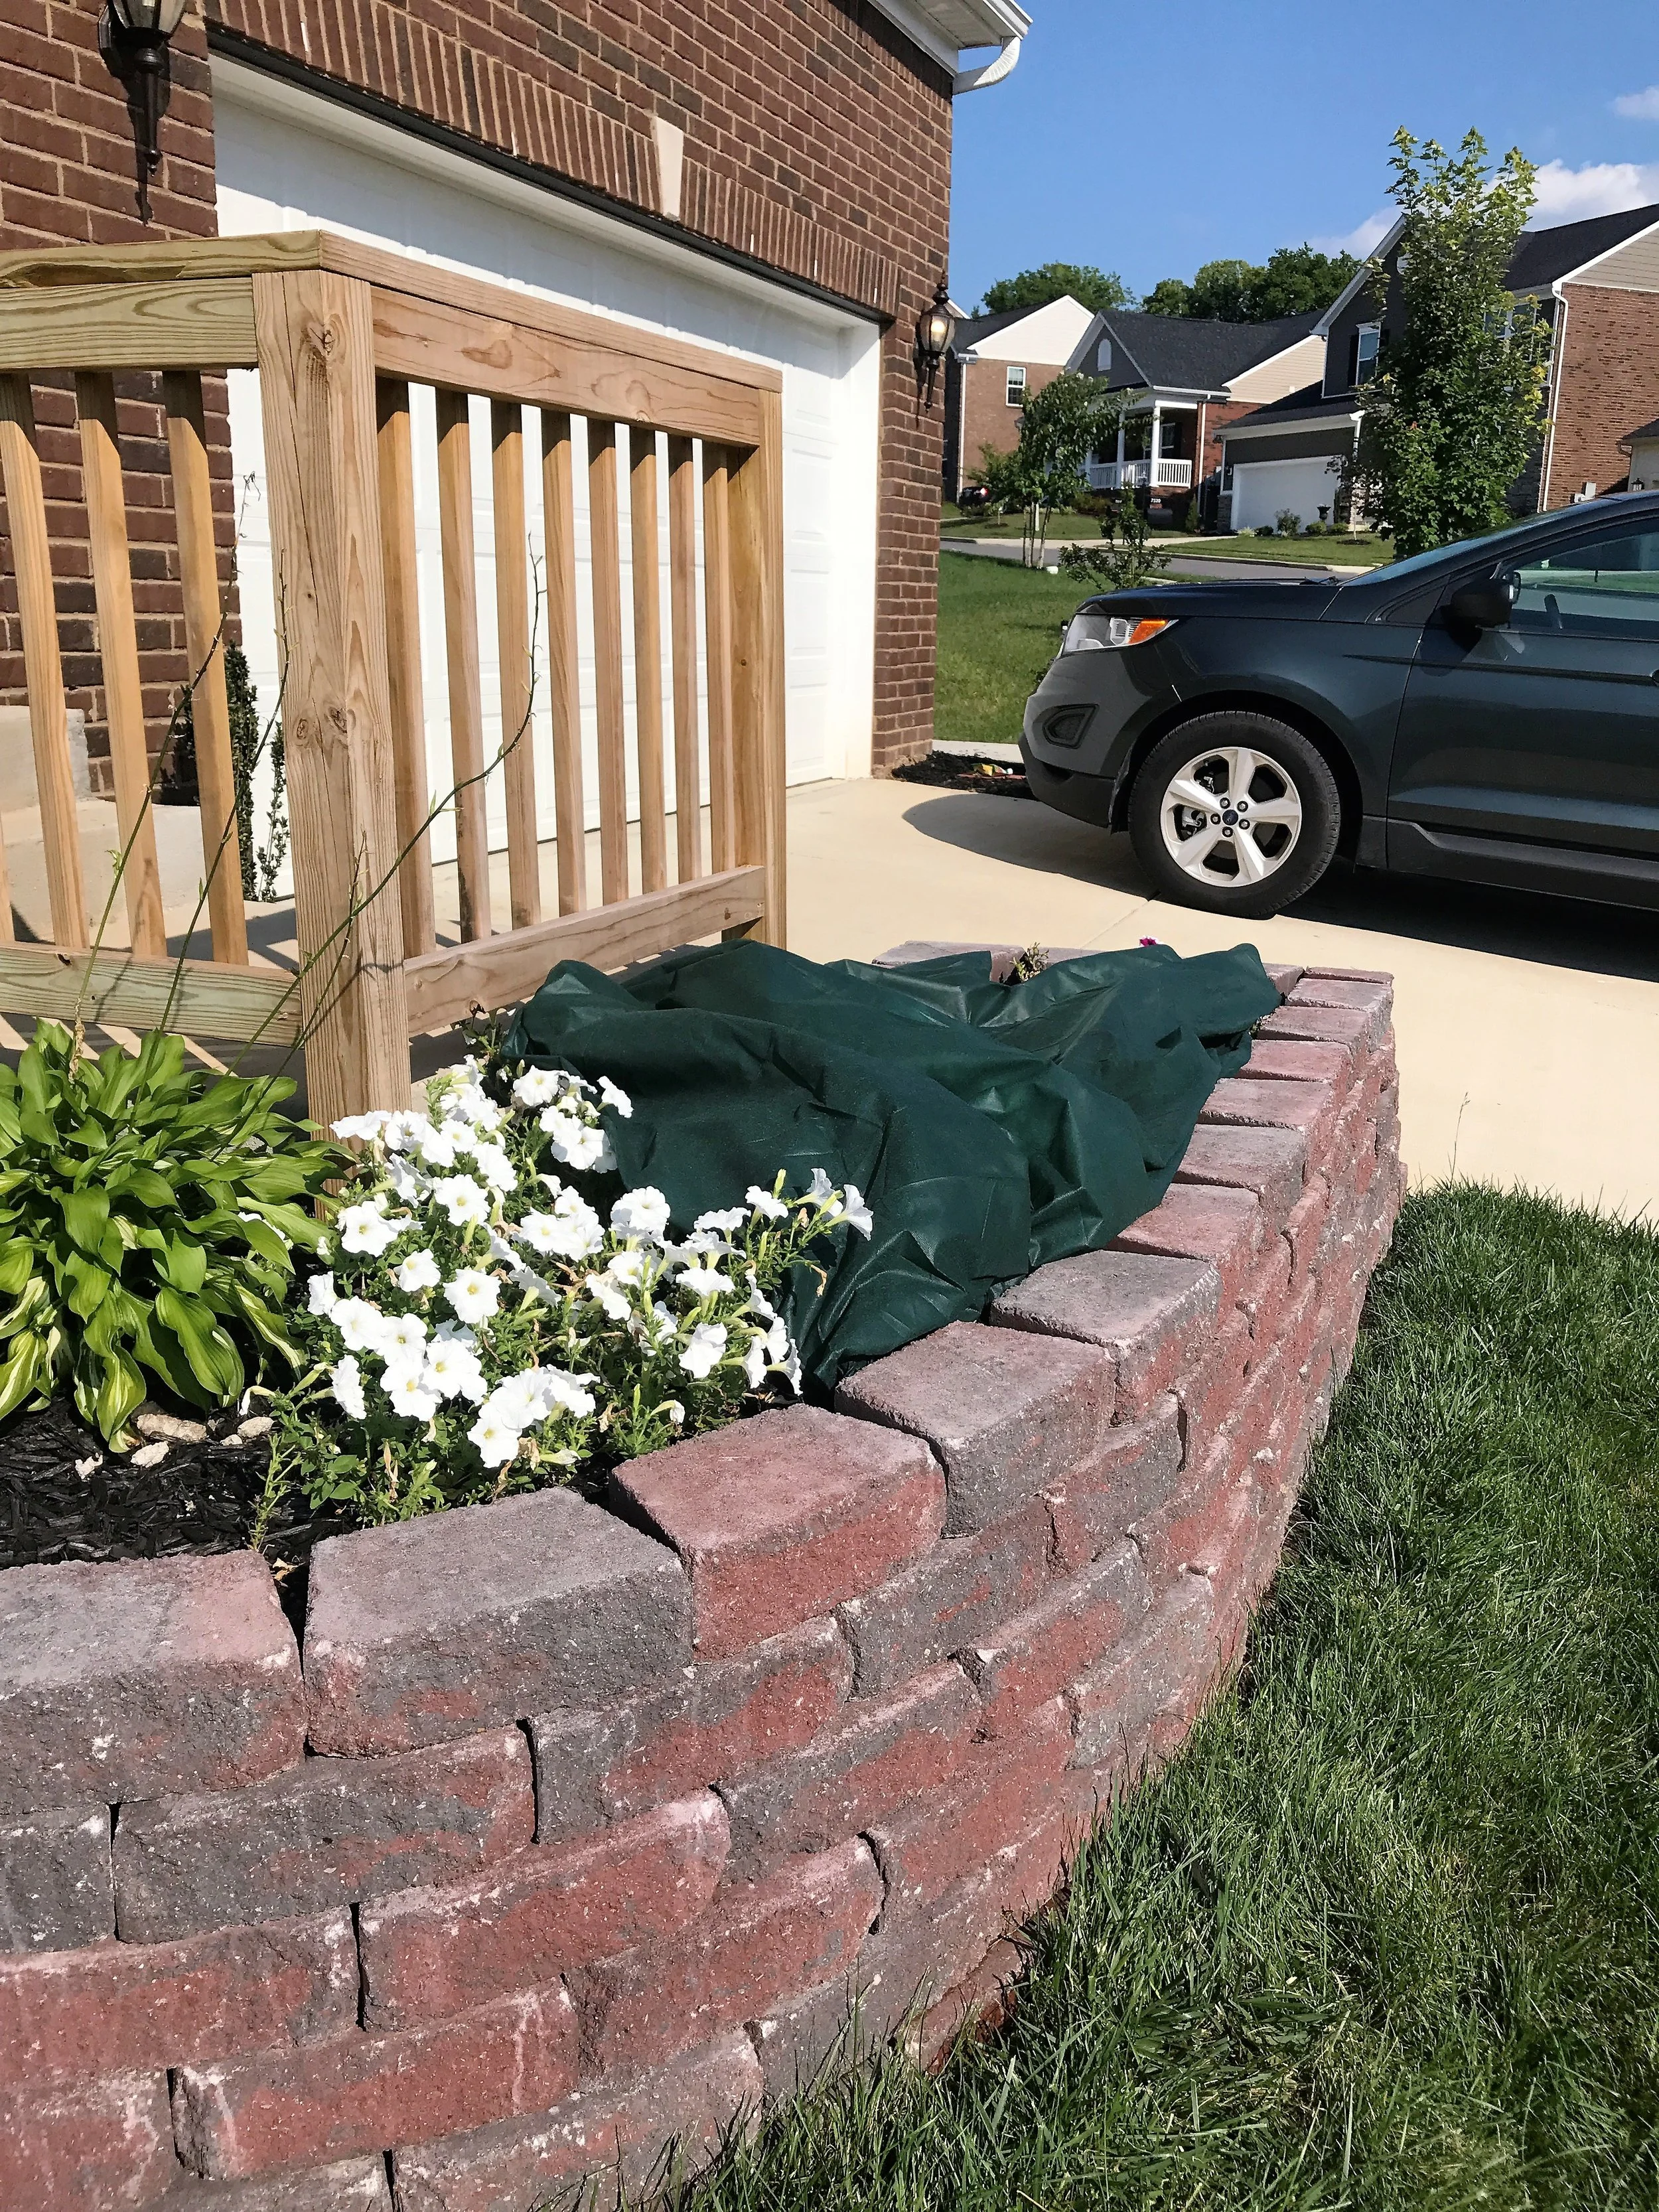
1090;309;1322;395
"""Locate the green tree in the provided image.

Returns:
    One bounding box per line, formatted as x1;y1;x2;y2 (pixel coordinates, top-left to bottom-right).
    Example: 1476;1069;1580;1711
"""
1354;127;1551;557
1140;275;1195;317
979;263;1132;316
972;372;1129;567
1141;245;1358;322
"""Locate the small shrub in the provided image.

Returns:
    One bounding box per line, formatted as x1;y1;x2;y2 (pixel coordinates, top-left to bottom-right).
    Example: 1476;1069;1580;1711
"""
1275;508;1304;539
268;1063;866;1526
0;1025;336;1444
1256;524;1277;538
1058;488;1171;592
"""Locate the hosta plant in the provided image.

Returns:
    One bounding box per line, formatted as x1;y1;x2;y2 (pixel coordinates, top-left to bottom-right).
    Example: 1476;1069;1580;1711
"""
0;1024;339;1444
267;1059;871;1528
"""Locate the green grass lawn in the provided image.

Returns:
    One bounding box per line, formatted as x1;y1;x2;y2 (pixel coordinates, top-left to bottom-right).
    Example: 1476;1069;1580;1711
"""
934;551;1088;748
1177;530;1396;567
674;1185;1659;2211
940;509;1106;540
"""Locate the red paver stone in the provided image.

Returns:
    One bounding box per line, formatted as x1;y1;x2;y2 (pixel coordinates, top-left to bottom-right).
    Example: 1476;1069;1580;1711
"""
529;1616;853;1840
912;1936;1026;2069
1173;1122;1307;1229
962;1545;1149;1735
304;1488;691;1755
160;2158;394;2208
1179;1305;1254;1467
391;2031;762;2211
1242;1037;1353;1085
173;1987;579;2181
1112;1182;1264;1304
835;1321;1115;1533
1284;1172;1331;1292
613;1406;944;1659
1261;962;1305;995
867;1695;1073;1909
2;1908;356;2085
834;1497;1051;1694
1200;1074;1340;1157
0;1800;111;1952
0;2069;175;2211
719;1664;980;1868
989;1250;1220;1414
577;1837;883;2073
1070;1578;1220;1777
0;1552;305;1812
358;1794;729;2031
1237;1235;1294;1353
1256;1000;1372;1062
1285;974;1392;1047
1043;1395;1185;1572
113;1728;535;1943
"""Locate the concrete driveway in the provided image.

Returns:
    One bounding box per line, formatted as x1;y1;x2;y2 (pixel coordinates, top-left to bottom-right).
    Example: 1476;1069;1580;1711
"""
787;776;1659;1223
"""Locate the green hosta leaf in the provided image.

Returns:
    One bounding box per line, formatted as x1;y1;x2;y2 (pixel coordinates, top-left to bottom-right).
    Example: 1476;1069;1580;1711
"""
62;1253;112;1321
157;1236;208;1296
0;1242;34;1297
92;1351;146;1445
228;1282;301;1364
58;1187;109;1254
0;1332;47;1423
133;1313;215;1410
155;1286;244;1398
108;1166;174;1211
0;1278;49;1341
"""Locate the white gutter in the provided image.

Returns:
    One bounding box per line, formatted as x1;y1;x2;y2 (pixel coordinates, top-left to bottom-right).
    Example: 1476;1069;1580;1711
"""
954;37;1023;94
1538;281;1569;510
864;0;1031;89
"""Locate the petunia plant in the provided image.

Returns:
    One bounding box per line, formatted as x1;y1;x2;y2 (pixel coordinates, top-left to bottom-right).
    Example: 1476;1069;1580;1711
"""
266;1058;871;1526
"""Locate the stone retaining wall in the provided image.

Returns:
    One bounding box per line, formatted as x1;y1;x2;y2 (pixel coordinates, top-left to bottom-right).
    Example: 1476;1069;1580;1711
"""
0;966;1402;2211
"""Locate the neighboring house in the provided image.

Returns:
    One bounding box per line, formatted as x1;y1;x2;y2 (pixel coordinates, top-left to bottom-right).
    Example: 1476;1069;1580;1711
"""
1;0;1031;793
1219;200;1659;532
940;294;1100;499
1621;416;1659;490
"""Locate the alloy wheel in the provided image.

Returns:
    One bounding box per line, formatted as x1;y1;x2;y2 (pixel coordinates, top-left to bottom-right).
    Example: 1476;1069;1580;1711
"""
1158;745;1303;888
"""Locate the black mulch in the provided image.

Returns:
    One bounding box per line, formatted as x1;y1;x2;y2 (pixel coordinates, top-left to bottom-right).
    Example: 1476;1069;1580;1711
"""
890;750;1033;798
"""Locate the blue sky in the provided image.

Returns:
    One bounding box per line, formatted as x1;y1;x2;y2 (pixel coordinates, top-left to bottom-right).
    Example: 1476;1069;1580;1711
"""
950;0;1659;309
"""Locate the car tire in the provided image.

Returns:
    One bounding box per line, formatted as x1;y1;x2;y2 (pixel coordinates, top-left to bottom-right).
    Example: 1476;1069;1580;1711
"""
1127;712;1341;918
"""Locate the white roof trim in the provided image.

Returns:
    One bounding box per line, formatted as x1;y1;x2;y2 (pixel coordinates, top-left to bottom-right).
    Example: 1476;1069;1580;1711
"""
1220;409;1360;443
865;0;1031;76
1313;218;1403;336
1552;210;1659;284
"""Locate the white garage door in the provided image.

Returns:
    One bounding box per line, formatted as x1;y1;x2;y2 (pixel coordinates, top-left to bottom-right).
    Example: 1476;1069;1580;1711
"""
212;60;881;885
1230;456;1342;534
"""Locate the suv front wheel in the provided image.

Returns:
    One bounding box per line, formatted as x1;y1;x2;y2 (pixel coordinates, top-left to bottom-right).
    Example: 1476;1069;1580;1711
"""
1127;712;1340;917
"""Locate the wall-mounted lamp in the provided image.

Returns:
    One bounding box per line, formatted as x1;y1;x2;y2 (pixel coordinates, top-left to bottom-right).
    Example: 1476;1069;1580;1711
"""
98;0;189;224
914;277;956;411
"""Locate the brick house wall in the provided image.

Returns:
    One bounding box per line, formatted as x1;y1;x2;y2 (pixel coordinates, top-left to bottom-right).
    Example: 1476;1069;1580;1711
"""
1544;284;1659;507
1;0;956;782
956;356;1062;492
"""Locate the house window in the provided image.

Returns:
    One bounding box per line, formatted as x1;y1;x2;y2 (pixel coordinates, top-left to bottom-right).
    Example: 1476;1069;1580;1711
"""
1005;365;1027;406
1352;323;1382;387
1097;338;1112;372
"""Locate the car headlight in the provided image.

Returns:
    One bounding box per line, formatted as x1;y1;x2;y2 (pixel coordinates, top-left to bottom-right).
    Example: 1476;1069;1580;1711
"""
1060;613;1176;654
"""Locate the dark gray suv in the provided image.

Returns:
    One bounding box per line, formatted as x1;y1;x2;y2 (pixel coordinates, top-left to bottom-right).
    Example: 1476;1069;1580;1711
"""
1020;494;1659;917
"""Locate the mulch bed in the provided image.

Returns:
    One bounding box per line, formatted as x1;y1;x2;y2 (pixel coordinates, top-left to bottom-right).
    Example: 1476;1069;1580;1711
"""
891;750;1033;798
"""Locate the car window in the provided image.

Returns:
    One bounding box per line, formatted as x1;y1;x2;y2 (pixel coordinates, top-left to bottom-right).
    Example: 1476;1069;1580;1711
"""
1360;512;1555;586
1508;526;1659;638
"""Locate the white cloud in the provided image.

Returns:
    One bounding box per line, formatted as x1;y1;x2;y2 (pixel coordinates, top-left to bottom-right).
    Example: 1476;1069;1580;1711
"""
1613;86;1659;121
1528;157;1659;221
1308;208;1395;259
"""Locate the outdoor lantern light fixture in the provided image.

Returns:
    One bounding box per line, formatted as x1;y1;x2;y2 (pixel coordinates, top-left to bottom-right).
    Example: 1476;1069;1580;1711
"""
914;277;955;410
98;0;190;224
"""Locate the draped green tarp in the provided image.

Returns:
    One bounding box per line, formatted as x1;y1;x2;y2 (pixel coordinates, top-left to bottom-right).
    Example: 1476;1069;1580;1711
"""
503;940;1278;1392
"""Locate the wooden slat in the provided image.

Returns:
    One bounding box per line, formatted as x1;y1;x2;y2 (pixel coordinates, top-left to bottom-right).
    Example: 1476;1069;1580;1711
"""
491;398;540;932
403;867;765;1031
666;435;701;882
540;410;586;917
252;268;411;1121
0;375;88;949
588;420;629;907
0;945;300;1043
75;373;166;958
164;370;248;966
375;378;437;958
0;233;326;289
701;444;737;876
0;280;258;372
727;392;788;947
371;286;767;450
435;386;492;942
629;426;668;897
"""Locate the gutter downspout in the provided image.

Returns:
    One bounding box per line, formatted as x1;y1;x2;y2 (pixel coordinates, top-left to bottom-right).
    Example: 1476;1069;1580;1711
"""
1538;281;1569;512
954;37;1022;94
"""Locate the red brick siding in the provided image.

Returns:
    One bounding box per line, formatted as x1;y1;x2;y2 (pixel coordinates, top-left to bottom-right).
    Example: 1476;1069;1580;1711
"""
1545;284;1659;508
958;359;1064;488
1199;399;1257;490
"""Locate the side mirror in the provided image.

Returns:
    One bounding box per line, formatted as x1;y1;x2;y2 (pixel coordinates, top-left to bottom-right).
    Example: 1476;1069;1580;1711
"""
1444;571;1518;631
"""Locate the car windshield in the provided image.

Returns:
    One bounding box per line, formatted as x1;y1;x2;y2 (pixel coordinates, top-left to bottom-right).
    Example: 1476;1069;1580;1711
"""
1354;512;1561;586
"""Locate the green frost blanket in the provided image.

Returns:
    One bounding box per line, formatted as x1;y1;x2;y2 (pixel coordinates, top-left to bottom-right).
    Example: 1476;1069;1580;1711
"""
504;939;1277;1392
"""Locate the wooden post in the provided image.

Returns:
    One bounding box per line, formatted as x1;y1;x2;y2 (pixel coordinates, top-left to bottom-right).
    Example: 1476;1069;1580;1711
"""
491;399;540;931
588;421;629;907
375;378;437;958
666;434;701;882
540;411;587;917
252;269;410;1124
628;425;668;896
0;374;88;948
435;388;491;943
726;395;786;945
701;445;736;877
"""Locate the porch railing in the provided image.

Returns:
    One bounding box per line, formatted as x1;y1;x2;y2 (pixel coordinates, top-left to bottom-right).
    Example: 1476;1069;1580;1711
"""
1089;458;1194;492
0;232;786;1123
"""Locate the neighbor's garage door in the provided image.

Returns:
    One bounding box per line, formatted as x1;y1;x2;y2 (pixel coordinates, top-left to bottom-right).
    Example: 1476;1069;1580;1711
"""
1230;456;1341;533
212;62;881;891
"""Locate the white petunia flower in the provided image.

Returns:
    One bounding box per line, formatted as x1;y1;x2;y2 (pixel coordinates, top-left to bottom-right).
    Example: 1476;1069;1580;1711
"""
412;1121;459;1169
445;1269;500;1325
764;1316;791;1362
306;1270;339;1318
467;1408;520;1468
332;1111;392;1143
423;1335;486;1402
676;1230;735;1258
678;1320;729;1380
481;1372;543;1434
676;1261;735;1299
330;1297;386;1355
611;1187;671;1242
743;1272;776;1321
378;1311;429;1360
747;1184;789;1220
393;1248;442;1295
598;1075;633;1119
510;1067;563;1108
516;1194;603;1261
338;1197;405;1257
385;1155;428;1204
382;1361;440;1422
540;1110;607;1170
693;1206;747;1234
605;1248;654;1288
841;1184;874;1238
433;1319;478;1347
431;1176;491;1228
536;1366;597;1418
744;1334;767;1389
807;1167;835;1203
470;1142;517;1195
585;1274;633;1322
329;1355;366;1419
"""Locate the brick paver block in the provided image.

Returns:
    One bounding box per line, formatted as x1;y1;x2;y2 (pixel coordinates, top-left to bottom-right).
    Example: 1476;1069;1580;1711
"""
1071;1578;1218;1777
867;1694;1073;1910
1173;1122;1307;1230
1243;1037;1353;1086
613;1406;944;1660
719;1663;980;1868
1262;962;1304;995
1256;1001;1372;1061
1112;1182;1265;1305
1043;1395;1185;1572
989;1250;1220;1415
304;1489;691;1756
1200;1074;1339;1157
0;1552;305;1812
3;1907;356;2085
0;2068;175;2212
173;1986;578;2181
834;1498;1051;1694
113;1727;534;1944
1285;974;1392;1048
392;2030;762;2211
963;1545;1149;1735
161;2159;394;2209
358;1793;729;2031
575;1836;883;2074
0;1801;111;1952
835;1320;1115;1534
749;1969;876;2102
529;1616;852;1842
